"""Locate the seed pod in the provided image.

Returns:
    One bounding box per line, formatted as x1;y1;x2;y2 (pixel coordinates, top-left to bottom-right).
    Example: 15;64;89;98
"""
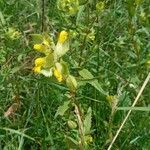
67;120;77;129
66;75;78;92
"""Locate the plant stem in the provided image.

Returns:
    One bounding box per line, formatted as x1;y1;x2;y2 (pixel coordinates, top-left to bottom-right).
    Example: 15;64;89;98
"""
41;0;45;32
74;103;85;150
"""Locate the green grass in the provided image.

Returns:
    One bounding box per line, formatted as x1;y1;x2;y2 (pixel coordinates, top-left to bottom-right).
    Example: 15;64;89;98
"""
0;0;150;149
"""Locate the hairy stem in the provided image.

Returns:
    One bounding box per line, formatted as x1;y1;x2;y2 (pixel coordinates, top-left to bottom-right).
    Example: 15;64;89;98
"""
74;103;85;150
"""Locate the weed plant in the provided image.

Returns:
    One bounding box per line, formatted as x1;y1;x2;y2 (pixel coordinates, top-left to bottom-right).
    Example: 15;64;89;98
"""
0;0;150;149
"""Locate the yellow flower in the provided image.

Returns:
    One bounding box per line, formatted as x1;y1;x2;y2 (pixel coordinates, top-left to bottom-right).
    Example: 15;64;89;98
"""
96;2;105;12
7;28;21;39
106;95;118;110
33;66;42;73
35;57;45;66
33;39;50;53
33;44;47;52
147;60;150;65
85;135;93;145
58;31;68;44
106;95;116;103
12;31;21;39
33;57;46;73
54;68;63;82
69;7;76;14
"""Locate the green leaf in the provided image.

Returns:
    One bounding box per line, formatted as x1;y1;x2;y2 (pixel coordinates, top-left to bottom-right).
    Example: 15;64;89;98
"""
0;11;5;25
30;34;43;44
43;33;53;44
76;5;85;25
79;69;107;95
117;107;150;111
55;100;70;118
79;0;88;5
0;127;35;141
135;0;144;5
65;136;79;149
84;107;92;135
125;0;136;18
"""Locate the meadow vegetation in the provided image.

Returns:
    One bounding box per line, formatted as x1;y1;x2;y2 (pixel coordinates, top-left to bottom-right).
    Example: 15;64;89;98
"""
0;0;150;149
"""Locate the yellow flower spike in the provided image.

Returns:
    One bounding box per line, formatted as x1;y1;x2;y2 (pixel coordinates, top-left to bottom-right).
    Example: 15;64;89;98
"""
54;68;63;82
58;31;68;44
